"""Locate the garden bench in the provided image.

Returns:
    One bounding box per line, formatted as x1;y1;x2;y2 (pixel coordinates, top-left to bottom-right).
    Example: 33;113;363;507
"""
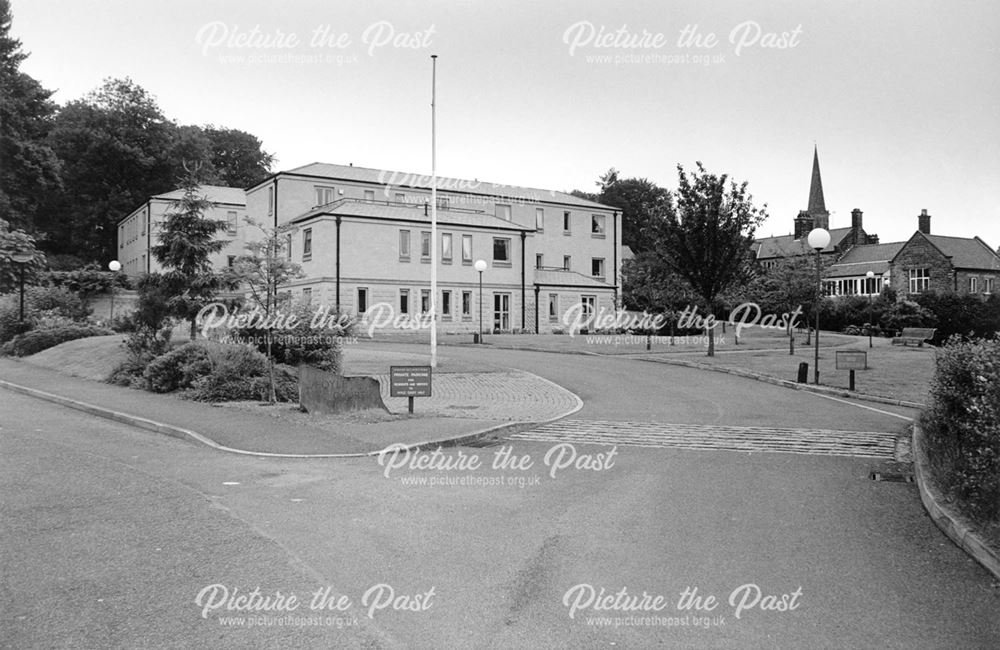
891;327;937;347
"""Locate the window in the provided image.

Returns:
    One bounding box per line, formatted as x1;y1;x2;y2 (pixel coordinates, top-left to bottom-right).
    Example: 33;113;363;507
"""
420;289;430;314
421;231;431;259
592;258;605;278
908;268;930;293
395;193;406;203
399;230;411;260
536;208;544;231
315;186;336;206
536;254;544;269
461;291;472;318
357;288;368;315
495;204;511;221
364;189;375;201
985;278;995;295
227;255;236;268
441;233;453;262
493;237;511;264
563;211;571;232
563;255;571;271
302;288;312;304
268;186;274;215
226;211;237;235
548;294;558;322
462;234;473;263
399;289;409;314
302;228;312;260
286;233;293;259
437;196;450;211
591;214;606;236
970;277;979;293
441;290;452;317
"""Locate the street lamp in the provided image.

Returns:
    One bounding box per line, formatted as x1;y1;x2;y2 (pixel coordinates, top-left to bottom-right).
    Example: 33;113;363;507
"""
9;251;34;323
108;260;122;321
474;259;487;343
807;228;831;384
866;270;875;349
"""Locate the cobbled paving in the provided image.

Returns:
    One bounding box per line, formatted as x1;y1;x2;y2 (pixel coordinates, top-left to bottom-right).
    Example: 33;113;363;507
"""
510;419;899;458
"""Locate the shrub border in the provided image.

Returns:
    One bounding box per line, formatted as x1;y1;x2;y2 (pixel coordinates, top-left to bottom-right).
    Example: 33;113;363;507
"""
912;421;1000;581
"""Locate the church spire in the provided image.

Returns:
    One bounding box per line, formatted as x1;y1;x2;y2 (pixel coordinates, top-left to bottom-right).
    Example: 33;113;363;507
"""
807;145;830;229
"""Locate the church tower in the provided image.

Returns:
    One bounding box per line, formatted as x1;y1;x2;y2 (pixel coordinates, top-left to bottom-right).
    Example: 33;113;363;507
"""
806;145;830;230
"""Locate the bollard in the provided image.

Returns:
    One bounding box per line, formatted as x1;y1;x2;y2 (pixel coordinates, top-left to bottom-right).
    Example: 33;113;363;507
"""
797;362;809;384
473;332;480;344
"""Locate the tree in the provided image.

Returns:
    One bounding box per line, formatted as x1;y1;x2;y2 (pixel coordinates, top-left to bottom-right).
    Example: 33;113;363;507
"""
0;217;45;293
595;168;672;253
225;219;303;402
0;0;62;232
573;168;673;253
203;126;274;189
644;162;767;356
744;253;826;353
150;172;231;339
44;77;176;261
621;250;694;343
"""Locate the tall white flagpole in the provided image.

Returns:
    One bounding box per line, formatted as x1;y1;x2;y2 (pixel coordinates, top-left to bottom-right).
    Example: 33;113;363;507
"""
430;54;438;368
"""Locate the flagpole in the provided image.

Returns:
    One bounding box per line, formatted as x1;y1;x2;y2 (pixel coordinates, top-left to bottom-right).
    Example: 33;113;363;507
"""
430;54;438;368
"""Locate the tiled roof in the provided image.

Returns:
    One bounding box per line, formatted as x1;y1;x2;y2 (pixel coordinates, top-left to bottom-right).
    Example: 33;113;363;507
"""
923;234;1000;271
533;268;614;289
754;227;853;258
825;242;904;278
152;185;246;205
283;162;616;211
291;198;531;231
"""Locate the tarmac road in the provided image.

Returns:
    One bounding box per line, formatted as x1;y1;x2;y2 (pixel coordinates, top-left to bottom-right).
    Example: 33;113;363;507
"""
3;345;998;648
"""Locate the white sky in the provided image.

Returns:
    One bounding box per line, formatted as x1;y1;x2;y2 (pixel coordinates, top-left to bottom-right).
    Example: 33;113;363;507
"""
11;0;1000;248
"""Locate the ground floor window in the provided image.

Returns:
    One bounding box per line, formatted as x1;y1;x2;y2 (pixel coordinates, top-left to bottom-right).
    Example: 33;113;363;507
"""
462;291;472;319
357;287;368;315
441;290;452;317
421;289;430;313
493;293;510;332
548;293;558;322
399;289;409;315
909;268;930;293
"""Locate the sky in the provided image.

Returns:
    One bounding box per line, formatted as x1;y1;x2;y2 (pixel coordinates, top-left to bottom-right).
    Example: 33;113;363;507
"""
10;0;1000;248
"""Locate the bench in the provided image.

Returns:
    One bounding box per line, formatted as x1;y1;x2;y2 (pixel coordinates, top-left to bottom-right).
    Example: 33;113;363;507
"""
892;327;937;347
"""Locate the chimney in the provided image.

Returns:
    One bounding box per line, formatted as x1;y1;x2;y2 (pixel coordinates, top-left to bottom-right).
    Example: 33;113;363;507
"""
851;208;863;244
918;209;931;235
794;211;813;240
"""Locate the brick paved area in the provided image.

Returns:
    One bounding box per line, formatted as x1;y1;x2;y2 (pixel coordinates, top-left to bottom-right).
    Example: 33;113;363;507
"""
374;371;580;421
511;419;898;458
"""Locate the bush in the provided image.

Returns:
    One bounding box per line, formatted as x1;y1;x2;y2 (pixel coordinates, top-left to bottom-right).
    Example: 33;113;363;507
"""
915;291;1000;343
880;300;937;336
1;325;113;357
231;302;352;373
135;340;298;402
106;325;174;388
25;285;91;321
0;296;32;343
142;342;214;393
921;337;1000;522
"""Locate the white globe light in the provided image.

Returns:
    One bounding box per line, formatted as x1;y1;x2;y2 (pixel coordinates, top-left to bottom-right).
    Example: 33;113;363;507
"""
866;271;875;278
474;259;487;272
108;260;122;272
806;228;831;251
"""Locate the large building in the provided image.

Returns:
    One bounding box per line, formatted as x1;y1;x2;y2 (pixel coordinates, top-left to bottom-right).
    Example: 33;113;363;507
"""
120;164;622;333
754;149;1000;299
118;186;248;276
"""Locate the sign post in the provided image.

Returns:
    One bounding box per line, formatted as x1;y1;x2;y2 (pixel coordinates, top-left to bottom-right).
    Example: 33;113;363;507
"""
389;366;432;413
835;350;868;391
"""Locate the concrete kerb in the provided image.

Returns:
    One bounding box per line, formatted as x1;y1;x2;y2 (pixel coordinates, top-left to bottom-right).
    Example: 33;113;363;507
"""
0;370;584;460
911;421;1000;581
